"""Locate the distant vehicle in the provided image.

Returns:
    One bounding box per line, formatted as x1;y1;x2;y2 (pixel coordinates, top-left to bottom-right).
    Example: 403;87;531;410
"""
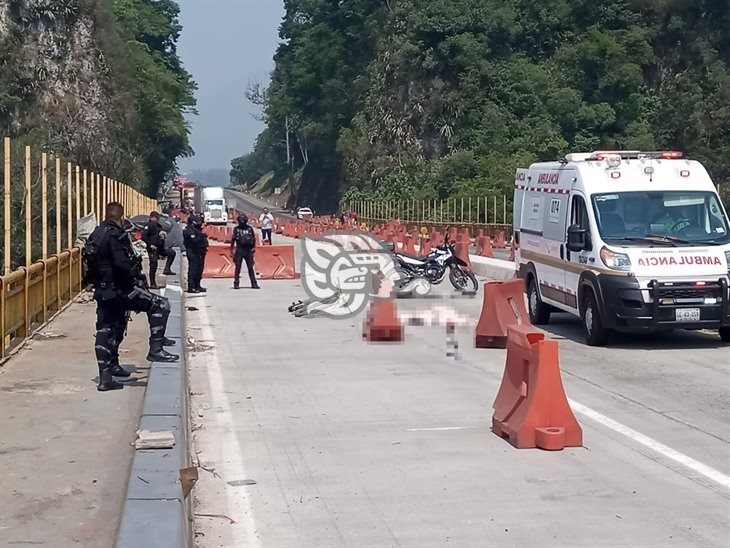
297;207;313;220
513;150;730;346
202;187;228;224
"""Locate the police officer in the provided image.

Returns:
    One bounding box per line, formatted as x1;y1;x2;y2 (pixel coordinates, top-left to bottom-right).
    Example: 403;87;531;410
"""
106;220;178;378
183;214;208;293
142;211;176;288
87;202;179;391
230;213;260;290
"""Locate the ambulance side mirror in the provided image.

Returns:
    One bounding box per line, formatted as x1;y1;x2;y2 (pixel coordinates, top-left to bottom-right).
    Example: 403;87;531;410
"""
567;224;588;252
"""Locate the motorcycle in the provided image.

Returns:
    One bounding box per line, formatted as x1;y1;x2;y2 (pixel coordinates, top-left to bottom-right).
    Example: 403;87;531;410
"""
386;234;479;297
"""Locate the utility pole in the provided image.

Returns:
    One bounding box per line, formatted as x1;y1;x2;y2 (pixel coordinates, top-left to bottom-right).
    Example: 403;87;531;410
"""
285;115;295;209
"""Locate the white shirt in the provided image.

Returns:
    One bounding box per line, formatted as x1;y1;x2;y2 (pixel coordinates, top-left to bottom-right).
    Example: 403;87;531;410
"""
259;212;274;229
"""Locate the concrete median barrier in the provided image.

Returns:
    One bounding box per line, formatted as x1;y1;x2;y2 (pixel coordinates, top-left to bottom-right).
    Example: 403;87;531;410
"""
469;255;515;280
115;255;193;548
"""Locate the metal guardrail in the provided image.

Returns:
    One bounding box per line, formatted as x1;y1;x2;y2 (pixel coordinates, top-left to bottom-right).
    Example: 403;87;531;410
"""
1;136;156;359
0;249;82;358
347;196;511;227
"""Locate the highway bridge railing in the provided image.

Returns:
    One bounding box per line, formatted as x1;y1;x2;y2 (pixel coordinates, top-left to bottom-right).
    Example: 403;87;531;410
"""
0;136;157;360
347;195;511;229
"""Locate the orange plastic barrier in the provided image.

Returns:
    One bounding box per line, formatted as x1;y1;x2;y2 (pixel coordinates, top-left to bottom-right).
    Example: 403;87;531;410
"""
477;235;493;258
454;241;473;269
254;245;299;280
404;234;417;255
495;230;506;249
362;299;403;342
202;245;235;278
222;227;232;244
492;325;582;450
419;237;432;257
475;278;531;348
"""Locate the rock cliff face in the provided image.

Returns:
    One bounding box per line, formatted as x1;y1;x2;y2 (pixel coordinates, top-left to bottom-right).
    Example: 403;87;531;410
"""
0;0;195;189
0;0;136;176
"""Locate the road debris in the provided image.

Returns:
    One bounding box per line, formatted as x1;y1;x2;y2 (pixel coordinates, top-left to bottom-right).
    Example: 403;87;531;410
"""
227;479;257;486
134;429;175;449
33;332;67;340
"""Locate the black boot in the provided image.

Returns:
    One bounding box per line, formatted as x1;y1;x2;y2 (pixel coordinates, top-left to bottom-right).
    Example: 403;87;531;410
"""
147;338;179;363
196;286;207;293
163;337;175;346
98;368;124;391
110;363;132;378
163;270;177;276
187;287;199;294
233;280;240;290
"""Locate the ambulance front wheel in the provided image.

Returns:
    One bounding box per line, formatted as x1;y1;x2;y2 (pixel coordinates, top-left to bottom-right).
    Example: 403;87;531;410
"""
527;277;551;325
719;327;730;343
581;290;607;346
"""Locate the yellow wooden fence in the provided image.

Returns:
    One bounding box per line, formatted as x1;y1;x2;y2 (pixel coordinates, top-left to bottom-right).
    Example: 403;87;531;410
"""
0;137;156;359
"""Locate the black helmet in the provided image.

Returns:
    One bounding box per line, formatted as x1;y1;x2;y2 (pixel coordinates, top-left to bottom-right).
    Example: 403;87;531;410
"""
238;213;248;224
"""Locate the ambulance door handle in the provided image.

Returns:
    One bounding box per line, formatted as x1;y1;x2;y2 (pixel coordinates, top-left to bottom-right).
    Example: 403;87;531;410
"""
560;244;565;260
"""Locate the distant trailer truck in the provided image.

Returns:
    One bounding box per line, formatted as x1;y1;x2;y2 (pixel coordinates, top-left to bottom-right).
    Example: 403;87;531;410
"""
202;186;228;224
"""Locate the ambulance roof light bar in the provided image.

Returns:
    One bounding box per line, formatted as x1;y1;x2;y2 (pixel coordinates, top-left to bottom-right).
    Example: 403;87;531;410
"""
592;150;684;161
565;150;685;162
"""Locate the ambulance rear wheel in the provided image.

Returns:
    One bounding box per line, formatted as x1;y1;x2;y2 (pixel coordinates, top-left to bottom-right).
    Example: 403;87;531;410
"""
720;327;730;343
581;290;607;346
527;278;551;325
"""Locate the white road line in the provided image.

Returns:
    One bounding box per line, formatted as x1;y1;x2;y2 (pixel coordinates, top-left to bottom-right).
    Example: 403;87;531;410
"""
197;304;260;548
569;399;730;491
406;426;476;432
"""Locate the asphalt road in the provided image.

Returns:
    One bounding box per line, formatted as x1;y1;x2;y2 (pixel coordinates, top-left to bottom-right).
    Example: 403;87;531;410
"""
188;234;730;548
224;188;295;220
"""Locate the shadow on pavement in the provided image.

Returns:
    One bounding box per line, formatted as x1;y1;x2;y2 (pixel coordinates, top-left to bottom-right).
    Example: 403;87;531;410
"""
542;313;725;350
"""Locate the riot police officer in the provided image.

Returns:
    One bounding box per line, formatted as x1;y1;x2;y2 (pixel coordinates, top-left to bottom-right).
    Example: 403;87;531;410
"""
106;220;178;378
230;213;260;290
142;211;176;288
183;214;208;293
86;202;179;391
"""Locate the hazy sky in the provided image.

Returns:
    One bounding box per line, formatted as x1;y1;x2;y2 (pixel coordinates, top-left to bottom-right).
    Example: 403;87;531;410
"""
176;0;285;174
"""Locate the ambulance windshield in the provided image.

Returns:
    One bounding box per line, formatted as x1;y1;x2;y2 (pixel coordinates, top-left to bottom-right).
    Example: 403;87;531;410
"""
592;191;730;245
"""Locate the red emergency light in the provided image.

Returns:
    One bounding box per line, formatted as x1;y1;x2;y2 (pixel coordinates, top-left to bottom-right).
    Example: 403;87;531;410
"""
589;150;685;161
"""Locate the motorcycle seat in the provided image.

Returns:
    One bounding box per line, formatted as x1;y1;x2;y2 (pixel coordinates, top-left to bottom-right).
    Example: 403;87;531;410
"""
398;251;424;261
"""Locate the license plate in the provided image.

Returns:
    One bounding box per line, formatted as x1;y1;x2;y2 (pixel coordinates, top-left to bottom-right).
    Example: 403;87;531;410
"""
676;308;700;322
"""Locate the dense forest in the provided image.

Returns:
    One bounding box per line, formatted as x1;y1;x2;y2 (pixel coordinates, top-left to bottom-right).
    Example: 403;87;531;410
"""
0;0;196;195
232;0;730;213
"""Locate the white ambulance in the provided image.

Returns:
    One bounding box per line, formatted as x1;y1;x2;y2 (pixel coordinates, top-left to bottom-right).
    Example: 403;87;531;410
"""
513;151;730;345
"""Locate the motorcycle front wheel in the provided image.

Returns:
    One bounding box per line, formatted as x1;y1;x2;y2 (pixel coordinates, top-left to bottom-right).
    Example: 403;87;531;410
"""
449;267;478;295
